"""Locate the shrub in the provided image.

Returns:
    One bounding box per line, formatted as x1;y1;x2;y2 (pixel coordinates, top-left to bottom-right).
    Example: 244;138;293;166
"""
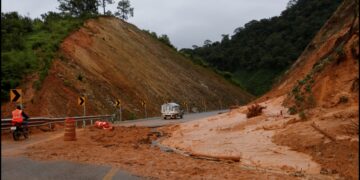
299;111;307;120
339;96;348;103
77;74;83;81
246;104;266;118
33;80;41;90
63;79;71;87
129;113;137;120
288;106;297;115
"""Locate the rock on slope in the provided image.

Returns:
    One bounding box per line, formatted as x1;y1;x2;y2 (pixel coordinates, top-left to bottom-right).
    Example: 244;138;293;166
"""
161;0;358;179
1;17;253;118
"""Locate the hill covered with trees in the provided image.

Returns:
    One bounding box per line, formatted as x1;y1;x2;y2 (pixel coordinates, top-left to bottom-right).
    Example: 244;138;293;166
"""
1;0;137;101
180;0;342;96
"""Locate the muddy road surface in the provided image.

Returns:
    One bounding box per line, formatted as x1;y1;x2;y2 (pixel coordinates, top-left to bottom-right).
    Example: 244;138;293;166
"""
1;110;295;179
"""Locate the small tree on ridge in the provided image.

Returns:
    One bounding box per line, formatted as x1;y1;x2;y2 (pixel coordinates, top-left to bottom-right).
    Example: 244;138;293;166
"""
115;0;134;20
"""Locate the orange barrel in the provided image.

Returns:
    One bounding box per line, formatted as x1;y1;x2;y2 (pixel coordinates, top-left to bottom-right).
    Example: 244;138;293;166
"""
64;118;76;141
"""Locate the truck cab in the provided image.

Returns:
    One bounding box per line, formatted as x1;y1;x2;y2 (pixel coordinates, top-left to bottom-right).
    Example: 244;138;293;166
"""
161;102;184;120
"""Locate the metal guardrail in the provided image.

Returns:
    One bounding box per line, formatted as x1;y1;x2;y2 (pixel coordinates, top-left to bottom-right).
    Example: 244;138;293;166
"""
1;114;115;130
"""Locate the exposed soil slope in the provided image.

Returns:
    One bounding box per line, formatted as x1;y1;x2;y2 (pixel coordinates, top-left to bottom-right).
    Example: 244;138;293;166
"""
260;0;359;104
1;17;253;119
161;0;359;179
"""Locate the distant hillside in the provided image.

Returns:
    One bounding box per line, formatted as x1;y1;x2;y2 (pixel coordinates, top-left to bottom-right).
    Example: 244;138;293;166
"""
1;17;253;118
181;0;342;96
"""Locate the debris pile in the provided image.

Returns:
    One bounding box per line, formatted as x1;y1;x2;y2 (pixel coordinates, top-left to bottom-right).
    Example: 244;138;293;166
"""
246;104;266;118
94;121;114;130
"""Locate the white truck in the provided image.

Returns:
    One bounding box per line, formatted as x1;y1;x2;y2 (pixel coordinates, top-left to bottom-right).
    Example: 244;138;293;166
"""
161;102;184;120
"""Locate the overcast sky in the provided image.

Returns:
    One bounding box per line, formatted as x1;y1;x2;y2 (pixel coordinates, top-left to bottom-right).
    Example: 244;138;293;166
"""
1;0;288;49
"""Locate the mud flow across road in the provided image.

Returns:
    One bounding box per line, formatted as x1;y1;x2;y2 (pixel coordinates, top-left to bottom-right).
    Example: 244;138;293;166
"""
160;96;359;179
23;125;298;179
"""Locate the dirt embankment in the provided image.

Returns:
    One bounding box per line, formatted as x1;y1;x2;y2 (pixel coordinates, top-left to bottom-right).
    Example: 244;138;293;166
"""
1;17;253;119
160;0;359;179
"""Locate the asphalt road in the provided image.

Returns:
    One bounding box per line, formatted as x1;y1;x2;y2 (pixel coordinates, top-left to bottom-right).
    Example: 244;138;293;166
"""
115;110;229;127
2;157;141;180
1;110;228;180
1;130;141;180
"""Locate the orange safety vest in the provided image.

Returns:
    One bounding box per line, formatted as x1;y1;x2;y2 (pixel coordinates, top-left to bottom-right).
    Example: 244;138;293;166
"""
12;109;23;124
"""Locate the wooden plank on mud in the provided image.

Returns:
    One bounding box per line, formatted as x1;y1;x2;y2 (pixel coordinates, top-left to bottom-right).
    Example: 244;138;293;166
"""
311;122;336;142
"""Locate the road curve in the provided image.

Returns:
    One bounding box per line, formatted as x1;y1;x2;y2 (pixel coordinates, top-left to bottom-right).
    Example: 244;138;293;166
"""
1;110;227;179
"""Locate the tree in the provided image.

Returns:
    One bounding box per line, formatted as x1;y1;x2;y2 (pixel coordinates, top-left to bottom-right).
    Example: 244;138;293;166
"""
115;0;134;20
58;0;100;17
182;0;342;96
101;0;114;15
203;40;212;47
286;0;298;9
158;34;176;49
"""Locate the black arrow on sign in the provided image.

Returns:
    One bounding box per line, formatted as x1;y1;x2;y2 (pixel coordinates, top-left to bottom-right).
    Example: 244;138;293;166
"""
79;97;84;106
116;100;120;107
11;89;21;102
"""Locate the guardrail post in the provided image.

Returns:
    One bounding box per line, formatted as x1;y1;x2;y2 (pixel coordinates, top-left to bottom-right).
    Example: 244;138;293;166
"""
49;122;52;131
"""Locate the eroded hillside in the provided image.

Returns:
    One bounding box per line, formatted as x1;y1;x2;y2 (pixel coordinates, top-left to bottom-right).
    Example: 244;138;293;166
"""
161;0;359;179
1;17;253;118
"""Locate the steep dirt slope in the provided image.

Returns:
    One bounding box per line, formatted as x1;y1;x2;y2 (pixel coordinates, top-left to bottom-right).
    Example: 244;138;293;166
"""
1;17;253;118
260;0;358;105
161;0;358;179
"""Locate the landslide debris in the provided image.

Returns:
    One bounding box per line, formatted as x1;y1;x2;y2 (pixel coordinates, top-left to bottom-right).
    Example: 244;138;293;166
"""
25;126;293;179
160;0;359;179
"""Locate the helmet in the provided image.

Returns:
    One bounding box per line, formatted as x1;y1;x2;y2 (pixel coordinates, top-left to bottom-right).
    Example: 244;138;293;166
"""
16;104;22;110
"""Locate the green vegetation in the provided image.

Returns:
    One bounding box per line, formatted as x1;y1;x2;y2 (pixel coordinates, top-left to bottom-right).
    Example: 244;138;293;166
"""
115;0;134;20
1;0;129;101
129;112;137;120
58;0;100;16
287;43;341;115
142;30;177;50
180;0;342;96
299;111;307;120
1;11;91;101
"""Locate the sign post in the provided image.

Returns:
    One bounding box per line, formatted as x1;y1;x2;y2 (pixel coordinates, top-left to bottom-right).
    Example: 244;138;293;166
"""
187;102;189;113
115;99;122;121
203;99;207;112
78;96;86;128
141;101;147;119
219;99;223;110
183;101;189;114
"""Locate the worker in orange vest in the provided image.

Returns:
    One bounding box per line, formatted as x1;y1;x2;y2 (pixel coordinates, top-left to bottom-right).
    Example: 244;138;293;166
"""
12;105;29;126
